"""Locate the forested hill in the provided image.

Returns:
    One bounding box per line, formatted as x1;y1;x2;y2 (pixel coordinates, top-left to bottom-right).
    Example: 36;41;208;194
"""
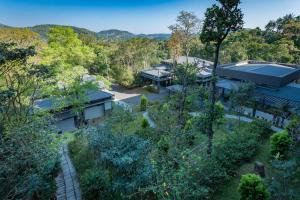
0;23;11;28
0;24;171;40
28;24;97;39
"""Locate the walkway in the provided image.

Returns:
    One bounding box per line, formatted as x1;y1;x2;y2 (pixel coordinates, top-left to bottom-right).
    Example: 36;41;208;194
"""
55;144;81;200
143;111;156;128
225;114;283;132
189;112;283;132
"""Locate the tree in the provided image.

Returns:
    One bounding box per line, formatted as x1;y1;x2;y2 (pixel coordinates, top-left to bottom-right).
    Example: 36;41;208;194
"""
87;127;153;198
0;117;59;199
238;173;269;200
268;159;298;200
173;64;198;126
0;42;53;127
169;11;200;127
169;11;200;59
140;95;148;111
229;82;255;124
270;131;292;159
200;0;243;155
141;117;150;129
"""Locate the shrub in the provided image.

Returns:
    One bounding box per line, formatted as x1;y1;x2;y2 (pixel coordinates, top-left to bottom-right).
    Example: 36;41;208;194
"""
80;168;111;200
270;131;292;159
157;136;170;153
238;173;269;200
214;130;259;174
248;119;273;138
140;95;148;111
145;84;160;93
142;117;150;128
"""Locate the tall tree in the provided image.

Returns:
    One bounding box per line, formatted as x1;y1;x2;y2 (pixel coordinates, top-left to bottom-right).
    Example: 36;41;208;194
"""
200;0;243;155
169;11;200;127
169;11;200;60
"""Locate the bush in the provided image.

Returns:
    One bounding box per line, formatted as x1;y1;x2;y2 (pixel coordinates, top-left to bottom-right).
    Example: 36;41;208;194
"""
270;131;292;159
145;84;160;93
214;130;259;174
140;95;148;111
238;173;269;200
141;117;150;128
80;168;111;200
248;119;273;139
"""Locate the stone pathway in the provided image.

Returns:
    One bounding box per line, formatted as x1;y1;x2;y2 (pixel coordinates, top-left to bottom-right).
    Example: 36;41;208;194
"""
56;144;81;200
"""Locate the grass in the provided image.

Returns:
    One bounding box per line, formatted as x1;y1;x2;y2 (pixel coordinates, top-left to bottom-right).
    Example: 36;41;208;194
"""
213;140;271;200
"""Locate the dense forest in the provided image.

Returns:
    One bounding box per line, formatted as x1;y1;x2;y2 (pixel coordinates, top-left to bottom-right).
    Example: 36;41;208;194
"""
0;0;300;199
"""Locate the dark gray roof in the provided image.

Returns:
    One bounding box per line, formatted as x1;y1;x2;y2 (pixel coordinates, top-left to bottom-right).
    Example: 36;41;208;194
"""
140;68;172;81
228;63;297;77
35;90;113;111
256;83;300;103
86;90;113;103
216;79;241;90
217;61;300;88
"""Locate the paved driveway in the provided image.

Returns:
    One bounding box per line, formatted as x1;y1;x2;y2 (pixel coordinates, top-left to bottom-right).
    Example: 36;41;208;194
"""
110;84;168;106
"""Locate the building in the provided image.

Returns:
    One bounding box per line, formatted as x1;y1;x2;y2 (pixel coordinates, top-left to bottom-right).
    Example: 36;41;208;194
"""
140;64;173;87
140;56;213;87
216;60;300;110
35;90;114;133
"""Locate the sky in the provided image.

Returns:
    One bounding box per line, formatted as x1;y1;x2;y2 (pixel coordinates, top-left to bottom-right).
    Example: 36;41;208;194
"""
0;0;300;34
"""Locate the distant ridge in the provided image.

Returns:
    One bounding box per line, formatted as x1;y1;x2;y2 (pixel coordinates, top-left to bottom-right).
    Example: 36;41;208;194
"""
0;23;171;40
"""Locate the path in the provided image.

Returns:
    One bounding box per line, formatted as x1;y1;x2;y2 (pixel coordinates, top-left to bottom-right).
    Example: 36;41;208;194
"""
225;114;283;132
143;111;156;128
56;144;81;200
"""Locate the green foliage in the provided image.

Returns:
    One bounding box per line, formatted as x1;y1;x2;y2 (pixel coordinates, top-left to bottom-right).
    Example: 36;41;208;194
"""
111;38;163;87
42;26;95;68
238;173;269;200
140;95;148;111
214;128;259;174
141;117;150;128
0;118;60;199
200;0;243;45
80;168;111;200
268;159;299;200
248;119;273;139
286;115;300;140
86;126;153;198
270;131;292;159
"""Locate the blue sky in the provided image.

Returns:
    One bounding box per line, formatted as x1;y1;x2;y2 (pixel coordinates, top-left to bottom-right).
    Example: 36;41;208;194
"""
0;0;300;34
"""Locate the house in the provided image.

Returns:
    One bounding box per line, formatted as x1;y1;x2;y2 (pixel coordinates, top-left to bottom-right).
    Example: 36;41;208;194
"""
216;60;300;110
34;90;114;133
140;56;213;87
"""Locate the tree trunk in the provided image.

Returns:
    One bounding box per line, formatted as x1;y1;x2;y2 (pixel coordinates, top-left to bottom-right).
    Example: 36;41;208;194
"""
207;43;220;156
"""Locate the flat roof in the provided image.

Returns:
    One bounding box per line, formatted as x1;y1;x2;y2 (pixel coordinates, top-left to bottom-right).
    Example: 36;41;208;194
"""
35;90;113;110
140;68;172;81
228;63;298;77
217;61;300;87
216;79;241;90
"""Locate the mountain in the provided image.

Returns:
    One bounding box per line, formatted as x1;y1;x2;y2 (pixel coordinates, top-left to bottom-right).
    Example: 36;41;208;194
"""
0;23;171;40
0;23;11;28
97;29;135;40
97;30;171;40
27;24;97;40
137;33;171;40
